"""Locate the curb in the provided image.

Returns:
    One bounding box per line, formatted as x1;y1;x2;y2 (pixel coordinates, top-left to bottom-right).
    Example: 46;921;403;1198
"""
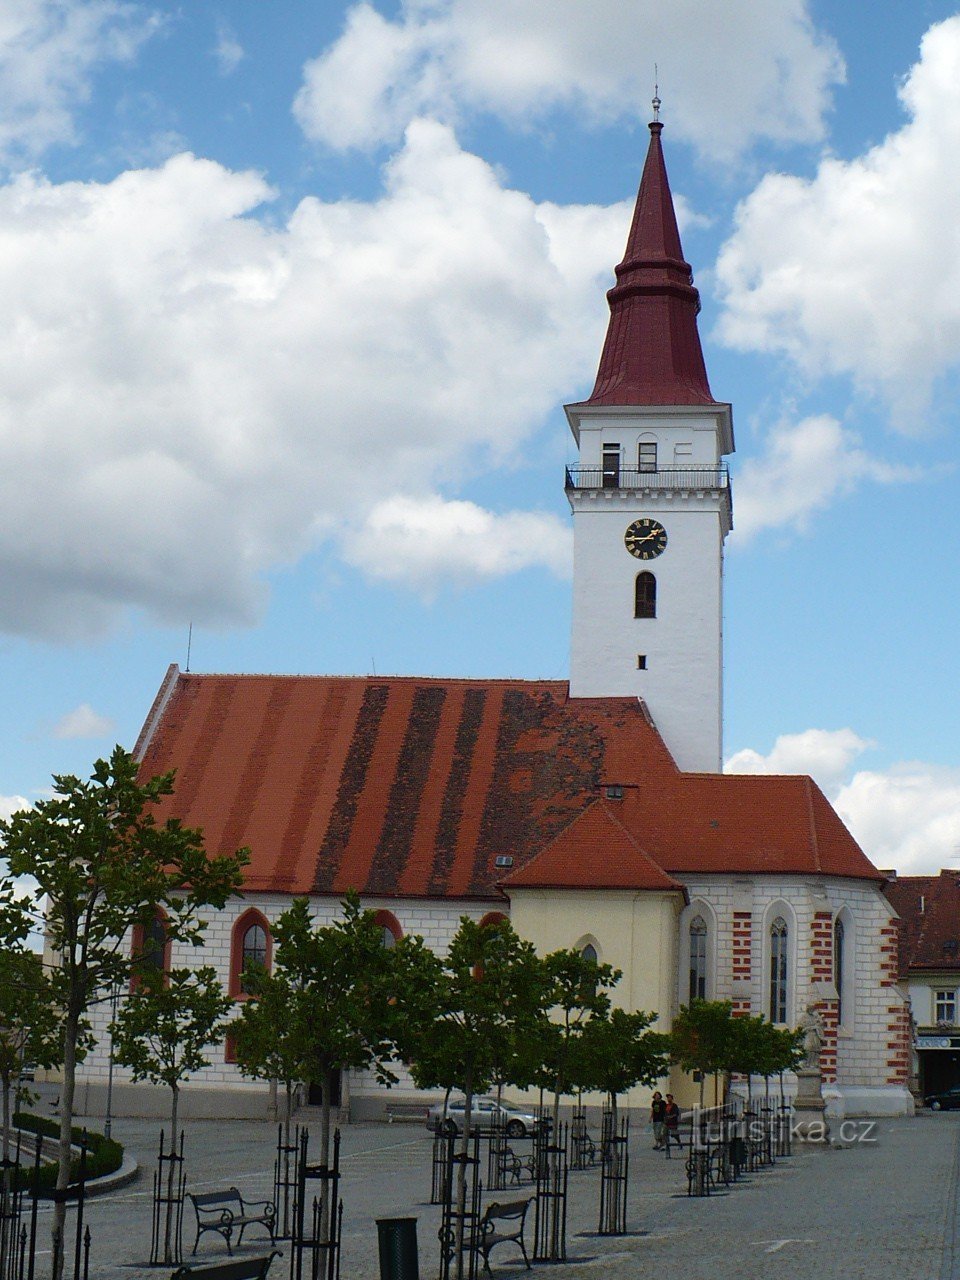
84;1153;140;1197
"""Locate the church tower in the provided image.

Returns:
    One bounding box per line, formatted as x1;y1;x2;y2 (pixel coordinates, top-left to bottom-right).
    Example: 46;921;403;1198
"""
566;117;734;773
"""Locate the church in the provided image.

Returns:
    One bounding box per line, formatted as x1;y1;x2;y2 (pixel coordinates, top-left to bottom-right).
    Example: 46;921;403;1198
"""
72;117;913;1121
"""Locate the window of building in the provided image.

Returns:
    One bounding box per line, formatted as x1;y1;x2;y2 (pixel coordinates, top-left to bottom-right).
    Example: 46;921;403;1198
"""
769;917;788;1023
638;441;657;472
581;943;598;964
131;910;170;988
602;444;620;488
935;990;957;1024
834;917;845;1025
373;909;403;950
229;909;273;998
635;572;656;619
689;916;707;1002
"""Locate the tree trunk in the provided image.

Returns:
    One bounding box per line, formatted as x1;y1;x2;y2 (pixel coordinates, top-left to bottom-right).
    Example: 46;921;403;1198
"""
1;1073;9;1167
163;1084;180;1263
52;1005;79;1280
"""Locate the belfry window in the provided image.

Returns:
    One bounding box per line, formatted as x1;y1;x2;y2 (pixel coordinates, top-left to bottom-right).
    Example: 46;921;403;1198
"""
635;572;656;619
689;916;707;1002
638;441;657;472
769;917;788;1023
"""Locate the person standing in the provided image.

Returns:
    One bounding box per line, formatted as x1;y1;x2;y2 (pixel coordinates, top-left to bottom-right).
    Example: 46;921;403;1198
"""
664;1094;682;1147
650;1091;666;1149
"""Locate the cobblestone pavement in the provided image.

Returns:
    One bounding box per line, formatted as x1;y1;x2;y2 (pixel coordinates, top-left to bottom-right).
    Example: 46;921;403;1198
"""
20;1109;960;1279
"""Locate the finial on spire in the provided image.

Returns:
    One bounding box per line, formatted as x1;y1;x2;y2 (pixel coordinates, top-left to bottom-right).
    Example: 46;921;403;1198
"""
652;66;661;122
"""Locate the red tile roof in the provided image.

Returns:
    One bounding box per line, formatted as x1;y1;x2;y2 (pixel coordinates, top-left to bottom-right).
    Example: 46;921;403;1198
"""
579;121;716;408
135;666;882;899
884;872;960;974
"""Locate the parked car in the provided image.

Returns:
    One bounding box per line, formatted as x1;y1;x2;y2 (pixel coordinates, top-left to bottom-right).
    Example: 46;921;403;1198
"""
925;1085;960;1110
426;1096;539;1138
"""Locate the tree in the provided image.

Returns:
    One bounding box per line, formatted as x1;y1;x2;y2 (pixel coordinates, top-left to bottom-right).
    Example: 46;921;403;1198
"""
670;999;737;1106
0;747;247;1279
537;948;619;1132
400;918;546;1270
573;1007;670;1122
111;965;231;1262
0;949;63;1168
253;894;402;1247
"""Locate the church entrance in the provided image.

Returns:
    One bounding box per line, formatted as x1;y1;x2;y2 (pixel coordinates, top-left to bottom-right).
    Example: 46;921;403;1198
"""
307;1069;341;1108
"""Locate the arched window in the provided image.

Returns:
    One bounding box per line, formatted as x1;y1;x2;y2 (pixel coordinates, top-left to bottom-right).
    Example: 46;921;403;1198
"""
638;441;657;472
834;917;845;1025
635;572;656;619
374;909;403;950
229;909;273;998
689;916;707;1002
769;917;788;1023
131;909;170;989
581;943;598;964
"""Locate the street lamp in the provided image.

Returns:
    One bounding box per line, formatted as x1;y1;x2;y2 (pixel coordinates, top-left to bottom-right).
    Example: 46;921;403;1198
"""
104;983;119;1140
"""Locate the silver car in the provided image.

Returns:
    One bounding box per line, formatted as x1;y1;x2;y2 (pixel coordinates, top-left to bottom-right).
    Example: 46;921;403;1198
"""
426;1096;539;1138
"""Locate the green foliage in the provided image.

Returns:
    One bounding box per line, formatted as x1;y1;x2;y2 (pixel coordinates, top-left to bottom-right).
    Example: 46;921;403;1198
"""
670;999;737;1077
0;949;63;1086
0;747;249;1013
110;966;233;1093
529;948;620;1101
572;1008;670;1100
402;917;547;1108
11;1112;123;1194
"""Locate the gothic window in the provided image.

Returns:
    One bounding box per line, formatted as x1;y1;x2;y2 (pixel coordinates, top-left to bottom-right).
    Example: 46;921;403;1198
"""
635;572;656;619
689;916;707;1002
638;441;657;472
834;917;845;1025
769;917;788;1023
229;909;272;998
581;943;598;963
131;910;170;989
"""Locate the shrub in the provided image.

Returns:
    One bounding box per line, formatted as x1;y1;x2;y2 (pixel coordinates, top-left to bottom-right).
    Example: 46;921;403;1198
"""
10;1113;123;1195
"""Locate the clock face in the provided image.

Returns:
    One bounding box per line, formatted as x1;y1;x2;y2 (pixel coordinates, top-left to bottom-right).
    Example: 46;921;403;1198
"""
624;518;667;560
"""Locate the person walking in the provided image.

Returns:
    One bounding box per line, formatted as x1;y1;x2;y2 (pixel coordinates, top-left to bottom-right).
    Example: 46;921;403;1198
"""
664;1094;682;1148
650;1091;666;1149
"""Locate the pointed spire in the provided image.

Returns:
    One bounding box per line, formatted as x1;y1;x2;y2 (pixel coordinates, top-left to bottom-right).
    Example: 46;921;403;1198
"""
583;119;716;407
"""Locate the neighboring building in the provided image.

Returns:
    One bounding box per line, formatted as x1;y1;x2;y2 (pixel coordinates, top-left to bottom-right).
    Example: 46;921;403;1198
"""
67;117;913;1122
885;871;960;1099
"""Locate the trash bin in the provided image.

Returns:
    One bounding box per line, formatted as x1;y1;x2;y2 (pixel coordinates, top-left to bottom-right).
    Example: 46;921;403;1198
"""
376;1216;420;1280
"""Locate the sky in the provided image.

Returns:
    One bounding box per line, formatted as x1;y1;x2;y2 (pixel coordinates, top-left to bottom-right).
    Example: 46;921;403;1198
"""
0;0;959;878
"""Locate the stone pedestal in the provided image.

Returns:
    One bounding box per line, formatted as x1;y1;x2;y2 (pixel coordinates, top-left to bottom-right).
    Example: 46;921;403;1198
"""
792;1067;830;1145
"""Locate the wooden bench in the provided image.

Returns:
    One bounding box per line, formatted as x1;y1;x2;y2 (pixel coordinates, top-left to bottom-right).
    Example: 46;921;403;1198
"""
170;1251;280;1280
469;1199;533;1273
187;1188;276;1256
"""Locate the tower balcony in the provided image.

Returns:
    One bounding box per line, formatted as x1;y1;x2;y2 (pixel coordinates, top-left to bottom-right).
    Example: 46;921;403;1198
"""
564;464;730;493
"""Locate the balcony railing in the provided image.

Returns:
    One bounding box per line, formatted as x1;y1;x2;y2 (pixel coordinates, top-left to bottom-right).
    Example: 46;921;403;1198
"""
565;464;730;492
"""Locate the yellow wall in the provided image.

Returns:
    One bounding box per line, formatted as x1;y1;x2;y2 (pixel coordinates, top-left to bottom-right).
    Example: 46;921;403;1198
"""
506;887;686;1112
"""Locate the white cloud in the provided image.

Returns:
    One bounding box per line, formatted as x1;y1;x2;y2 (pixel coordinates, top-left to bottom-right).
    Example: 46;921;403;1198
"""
213;21;244;76
53;703;114;740
0;121;625;639
0;794;29;823
731;414;917;541
0;0;159;161
294;0;843;161
715;16;960;423
726;729;960;875
726;727;874;794
341;494;571;590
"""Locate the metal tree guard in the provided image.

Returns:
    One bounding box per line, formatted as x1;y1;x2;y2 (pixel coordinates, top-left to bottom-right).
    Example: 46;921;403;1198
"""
534;1120;568;1263
598;1111;629;1235
149;1128;185;1265
438;1130;481;1280
291;1127;343;1280
274;1122;302;1238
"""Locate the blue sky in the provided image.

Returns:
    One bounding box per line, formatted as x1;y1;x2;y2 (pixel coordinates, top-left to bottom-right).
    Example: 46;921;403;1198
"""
1;0;959;875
